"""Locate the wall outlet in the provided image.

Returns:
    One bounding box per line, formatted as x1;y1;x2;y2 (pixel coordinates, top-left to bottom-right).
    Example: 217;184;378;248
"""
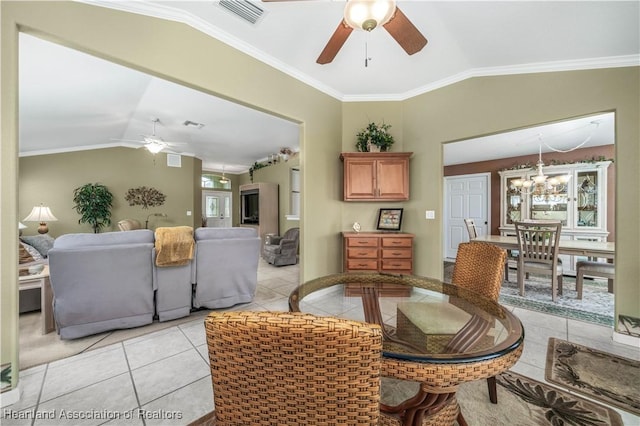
425;210;435;219
186;211;192;216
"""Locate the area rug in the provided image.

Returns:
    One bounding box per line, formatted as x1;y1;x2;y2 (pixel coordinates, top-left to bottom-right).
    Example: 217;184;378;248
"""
546;338;640;416
444;261;614;326
189;371;624;426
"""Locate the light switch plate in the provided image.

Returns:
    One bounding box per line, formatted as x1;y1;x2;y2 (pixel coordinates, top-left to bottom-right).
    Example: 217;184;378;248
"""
425;210;435;219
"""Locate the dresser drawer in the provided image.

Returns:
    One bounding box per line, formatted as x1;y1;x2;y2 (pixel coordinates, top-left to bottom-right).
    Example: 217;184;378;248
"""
347;259;378;270
347;237;379;248
347;247;378;259
381;248;412;259
381;238;412;248
381;259;412;271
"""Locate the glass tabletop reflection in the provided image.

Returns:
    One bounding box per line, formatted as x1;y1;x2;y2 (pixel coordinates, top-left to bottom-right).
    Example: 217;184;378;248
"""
289;273;524;364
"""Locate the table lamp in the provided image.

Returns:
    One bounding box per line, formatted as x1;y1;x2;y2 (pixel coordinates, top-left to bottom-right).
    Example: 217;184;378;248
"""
19;222;27;236
23;204;58;234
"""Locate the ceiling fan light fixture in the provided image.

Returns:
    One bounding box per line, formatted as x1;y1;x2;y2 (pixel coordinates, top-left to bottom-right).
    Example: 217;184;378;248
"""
146;141;165;154
344;0;396;32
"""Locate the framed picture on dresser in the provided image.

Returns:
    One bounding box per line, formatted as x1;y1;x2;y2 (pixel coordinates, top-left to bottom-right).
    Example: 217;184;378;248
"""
376;208;403;231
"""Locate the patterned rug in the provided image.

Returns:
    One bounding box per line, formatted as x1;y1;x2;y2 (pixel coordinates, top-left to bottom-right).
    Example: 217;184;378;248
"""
444;262;614;326
546;338;640;416
190;371;624;426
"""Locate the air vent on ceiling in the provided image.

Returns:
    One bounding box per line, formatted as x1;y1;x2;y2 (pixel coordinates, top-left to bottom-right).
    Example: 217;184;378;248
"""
218;0;266;25
183;120;204;129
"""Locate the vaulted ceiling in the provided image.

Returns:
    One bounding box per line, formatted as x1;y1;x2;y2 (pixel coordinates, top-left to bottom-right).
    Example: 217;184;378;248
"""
18;1;639;171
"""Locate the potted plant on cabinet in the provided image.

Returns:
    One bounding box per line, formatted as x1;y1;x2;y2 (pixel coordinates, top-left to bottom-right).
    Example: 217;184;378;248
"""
72;183;114;233
355;122;395;152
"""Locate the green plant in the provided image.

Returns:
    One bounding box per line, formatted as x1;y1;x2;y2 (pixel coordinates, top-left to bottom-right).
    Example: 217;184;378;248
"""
72;183;114;233
355;122;395;152
249;161;267;182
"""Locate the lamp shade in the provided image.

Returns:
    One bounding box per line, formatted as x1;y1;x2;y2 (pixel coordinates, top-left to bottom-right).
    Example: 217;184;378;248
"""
344;0;396;31
18;222;27;230
23;204;58;234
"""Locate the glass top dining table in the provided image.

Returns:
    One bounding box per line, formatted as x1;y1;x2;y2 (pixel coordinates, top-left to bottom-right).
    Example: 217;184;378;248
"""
289;273;525;426
289;272;523;362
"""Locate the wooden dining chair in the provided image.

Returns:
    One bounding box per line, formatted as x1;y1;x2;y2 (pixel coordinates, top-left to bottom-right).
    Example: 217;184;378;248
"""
514;220;563;302
450;241;507;408
464;218;512;282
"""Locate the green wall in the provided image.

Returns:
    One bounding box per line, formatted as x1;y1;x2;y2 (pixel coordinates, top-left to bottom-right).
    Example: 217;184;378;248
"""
1;0;639;399
19;148;201;236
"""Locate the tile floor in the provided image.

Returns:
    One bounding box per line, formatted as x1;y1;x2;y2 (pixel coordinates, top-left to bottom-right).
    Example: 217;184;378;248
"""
2;260;639;425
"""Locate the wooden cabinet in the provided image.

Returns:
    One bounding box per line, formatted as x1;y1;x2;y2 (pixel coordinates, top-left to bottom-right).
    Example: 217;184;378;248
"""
340;152;412;201
342;232;414;296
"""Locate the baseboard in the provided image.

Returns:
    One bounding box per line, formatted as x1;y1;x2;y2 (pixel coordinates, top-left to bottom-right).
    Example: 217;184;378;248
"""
612;331;640;348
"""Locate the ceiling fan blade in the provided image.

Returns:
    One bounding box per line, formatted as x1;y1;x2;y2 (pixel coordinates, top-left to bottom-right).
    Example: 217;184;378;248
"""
316;21;353;65
383;7;428;56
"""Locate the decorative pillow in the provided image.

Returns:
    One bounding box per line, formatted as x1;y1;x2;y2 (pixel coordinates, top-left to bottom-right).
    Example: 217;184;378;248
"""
19;242;35;264
20;241;43;262
20;234;54;258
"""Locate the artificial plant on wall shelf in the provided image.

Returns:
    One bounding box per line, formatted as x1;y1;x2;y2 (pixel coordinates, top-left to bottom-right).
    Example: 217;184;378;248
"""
355;122;395;152
72;183;114;233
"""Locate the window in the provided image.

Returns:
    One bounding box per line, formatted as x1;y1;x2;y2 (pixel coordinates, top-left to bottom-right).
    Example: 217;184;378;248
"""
202;173;231;190
288;168;300;220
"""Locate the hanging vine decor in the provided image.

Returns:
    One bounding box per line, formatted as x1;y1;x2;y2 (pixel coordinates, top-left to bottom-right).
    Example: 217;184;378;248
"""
500;156;613;172
125;186;166;209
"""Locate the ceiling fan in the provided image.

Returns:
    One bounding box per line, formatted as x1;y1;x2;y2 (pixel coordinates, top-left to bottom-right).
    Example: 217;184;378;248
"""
265;0;427;64
112;117;186;154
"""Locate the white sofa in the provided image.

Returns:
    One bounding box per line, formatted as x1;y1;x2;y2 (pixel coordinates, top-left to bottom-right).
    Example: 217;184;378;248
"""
192;227;261;309
48;227;260;339
48;230;156;339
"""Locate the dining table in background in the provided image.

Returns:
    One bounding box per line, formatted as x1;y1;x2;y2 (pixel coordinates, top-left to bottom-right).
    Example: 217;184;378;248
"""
472;234;615;260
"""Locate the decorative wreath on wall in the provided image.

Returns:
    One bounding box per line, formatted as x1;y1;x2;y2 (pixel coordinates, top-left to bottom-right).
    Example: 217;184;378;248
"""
125;186;166;209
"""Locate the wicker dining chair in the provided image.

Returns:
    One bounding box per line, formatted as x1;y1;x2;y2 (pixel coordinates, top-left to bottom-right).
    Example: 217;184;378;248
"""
464;218;514;282
205;311;462;426
450;241;507;407
205;311;382;425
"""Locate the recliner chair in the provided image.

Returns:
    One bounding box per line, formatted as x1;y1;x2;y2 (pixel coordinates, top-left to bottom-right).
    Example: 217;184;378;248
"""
262;227;299;266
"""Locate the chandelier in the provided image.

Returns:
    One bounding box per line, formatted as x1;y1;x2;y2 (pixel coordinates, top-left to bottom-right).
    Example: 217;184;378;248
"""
510;146;571;200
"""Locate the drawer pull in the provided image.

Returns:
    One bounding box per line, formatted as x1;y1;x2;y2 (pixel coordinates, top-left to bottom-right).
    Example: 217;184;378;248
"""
357;241;368;244
392;252;402;256
358;252;369;256
358;263;368;267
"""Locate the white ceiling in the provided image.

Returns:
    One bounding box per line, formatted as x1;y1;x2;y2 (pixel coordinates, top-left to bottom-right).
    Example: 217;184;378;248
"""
18;1;638;172
444;112;615;166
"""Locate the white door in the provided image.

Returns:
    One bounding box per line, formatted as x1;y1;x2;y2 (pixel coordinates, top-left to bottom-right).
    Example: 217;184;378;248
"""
444;173;490;260
203;190;232;228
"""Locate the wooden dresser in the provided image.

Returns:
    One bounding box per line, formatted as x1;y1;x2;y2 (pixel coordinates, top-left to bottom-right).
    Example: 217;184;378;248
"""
342;231;415;296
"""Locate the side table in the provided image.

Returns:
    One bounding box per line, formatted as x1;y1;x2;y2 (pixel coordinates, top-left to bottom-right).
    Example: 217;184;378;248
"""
19;265;55;334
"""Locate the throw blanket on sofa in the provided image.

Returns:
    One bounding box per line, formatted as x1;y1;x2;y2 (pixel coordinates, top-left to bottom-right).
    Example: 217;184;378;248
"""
155;226;194;267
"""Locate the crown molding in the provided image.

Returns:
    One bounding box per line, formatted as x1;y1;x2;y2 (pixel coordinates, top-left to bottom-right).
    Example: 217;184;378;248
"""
80;1;639;104
79;0;344;100
19;142;197;159
344;55;640;102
